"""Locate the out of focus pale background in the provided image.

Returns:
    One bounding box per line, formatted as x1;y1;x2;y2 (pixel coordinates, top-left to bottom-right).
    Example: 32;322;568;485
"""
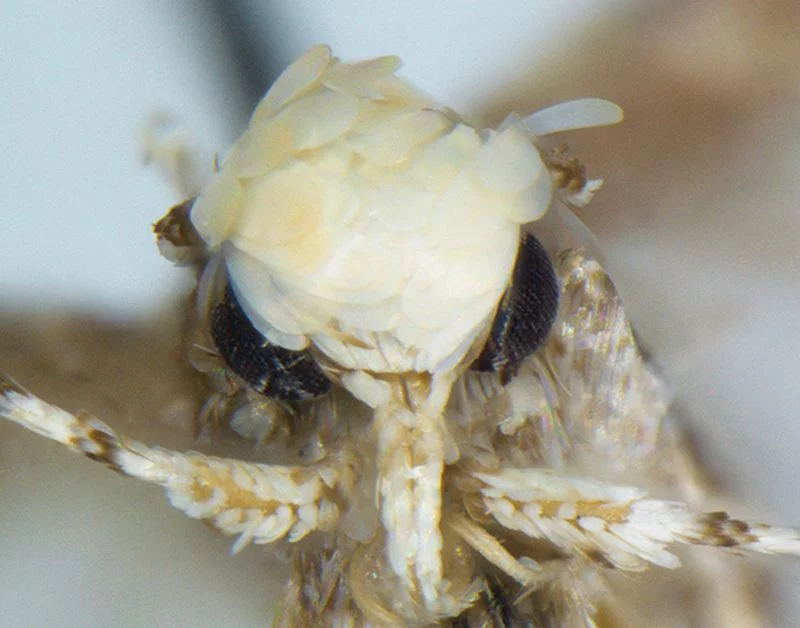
2;1;800;625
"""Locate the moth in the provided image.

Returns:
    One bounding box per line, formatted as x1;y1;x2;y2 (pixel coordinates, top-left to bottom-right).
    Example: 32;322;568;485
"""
2;45;798;626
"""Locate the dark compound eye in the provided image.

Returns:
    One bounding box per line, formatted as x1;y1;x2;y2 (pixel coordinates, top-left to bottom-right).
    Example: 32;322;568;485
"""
472;233;560;383
210;282;331;402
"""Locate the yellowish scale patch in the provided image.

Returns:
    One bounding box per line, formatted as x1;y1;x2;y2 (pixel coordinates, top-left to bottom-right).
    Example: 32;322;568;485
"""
191;45;558;374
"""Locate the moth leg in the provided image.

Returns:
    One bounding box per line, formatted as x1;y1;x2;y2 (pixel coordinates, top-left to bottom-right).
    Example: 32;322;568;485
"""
445;511;544;588
0;377;358;554
465;467;800;573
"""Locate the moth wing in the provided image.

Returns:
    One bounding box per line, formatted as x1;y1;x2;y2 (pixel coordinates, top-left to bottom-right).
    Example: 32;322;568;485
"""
544;248;671;473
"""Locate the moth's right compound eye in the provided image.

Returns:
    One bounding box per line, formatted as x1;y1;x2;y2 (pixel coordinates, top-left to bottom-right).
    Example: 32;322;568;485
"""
210;282;331;402
472;233;560;383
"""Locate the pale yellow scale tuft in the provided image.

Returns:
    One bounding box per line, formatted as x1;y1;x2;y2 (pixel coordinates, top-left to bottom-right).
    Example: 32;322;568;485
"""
190;46;570;374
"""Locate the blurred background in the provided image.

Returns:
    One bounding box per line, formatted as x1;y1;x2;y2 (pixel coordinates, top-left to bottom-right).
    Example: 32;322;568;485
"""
2;1;800;625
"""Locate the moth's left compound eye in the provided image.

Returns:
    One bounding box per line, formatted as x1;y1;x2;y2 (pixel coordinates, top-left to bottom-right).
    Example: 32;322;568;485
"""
472;233;559;382
210;282;331;402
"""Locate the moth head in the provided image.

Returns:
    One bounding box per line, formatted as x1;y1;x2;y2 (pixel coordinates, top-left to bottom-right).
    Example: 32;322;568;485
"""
155;45;621;386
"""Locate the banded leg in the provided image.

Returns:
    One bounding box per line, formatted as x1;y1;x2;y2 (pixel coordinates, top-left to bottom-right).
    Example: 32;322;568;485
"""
0;377;358;554
463;467;800;572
